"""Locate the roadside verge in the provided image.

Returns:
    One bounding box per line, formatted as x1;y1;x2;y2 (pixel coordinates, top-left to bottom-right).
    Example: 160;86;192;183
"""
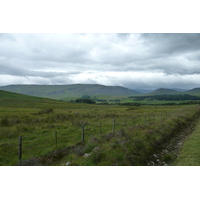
173;118;200;166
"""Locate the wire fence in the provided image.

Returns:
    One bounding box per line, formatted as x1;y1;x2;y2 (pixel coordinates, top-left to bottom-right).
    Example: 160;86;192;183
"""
14;106;193;164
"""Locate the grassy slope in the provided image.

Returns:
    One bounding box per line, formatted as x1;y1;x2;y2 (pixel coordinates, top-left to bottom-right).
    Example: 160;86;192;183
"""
186;88;200;97
0;90;70;109
173;118;200;166
0;90;102;165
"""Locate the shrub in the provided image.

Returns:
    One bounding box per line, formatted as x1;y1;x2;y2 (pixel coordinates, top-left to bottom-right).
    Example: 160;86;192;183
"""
71;118;88;126
75;99;96;104
1;118;9;127
38;108;53;114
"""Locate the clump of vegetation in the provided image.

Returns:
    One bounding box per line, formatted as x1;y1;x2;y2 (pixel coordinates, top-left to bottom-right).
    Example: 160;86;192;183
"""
38;108;54;114
75;99;96;104
1;117;10;127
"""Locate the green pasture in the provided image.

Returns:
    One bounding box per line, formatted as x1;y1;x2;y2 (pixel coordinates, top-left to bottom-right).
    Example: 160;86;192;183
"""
0;100;196;165
1;90;200;166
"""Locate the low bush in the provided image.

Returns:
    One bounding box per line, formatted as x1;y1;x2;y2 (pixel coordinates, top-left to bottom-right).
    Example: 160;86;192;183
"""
38;108;53;114
1;118;9;127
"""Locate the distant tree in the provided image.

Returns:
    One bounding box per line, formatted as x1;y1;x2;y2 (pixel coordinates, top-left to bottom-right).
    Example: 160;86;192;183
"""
75;98;96;104
80;95;90;99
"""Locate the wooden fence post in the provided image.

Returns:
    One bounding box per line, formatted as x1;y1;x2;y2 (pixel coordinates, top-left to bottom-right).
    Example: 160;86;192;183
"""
100;122;102;134
82;125;85;142
124;120;127;126
18;136;22;162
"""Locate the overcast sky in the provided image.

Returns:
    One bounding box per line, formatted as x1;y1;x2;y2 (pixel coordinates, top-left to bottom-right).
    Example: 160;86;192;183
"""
1;33;200;90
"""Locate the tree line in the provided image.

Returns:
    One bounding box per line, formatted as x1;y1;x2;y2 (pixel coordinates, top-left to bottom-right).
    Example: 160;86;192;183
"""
129;94;200;101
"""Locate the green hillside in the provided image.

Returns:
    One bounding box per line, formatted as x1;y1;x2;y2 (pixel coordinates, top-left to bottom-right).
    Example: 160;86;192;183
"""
0;90;69;109
186;88;200;96
149;87;200;96
0;84;140;100
149;88;179;95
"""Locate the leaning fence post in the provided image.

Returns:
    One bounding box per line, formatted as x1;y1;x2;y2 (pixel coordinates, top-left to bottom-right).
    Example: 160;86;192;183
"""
82;124;85;142
18;136;22;162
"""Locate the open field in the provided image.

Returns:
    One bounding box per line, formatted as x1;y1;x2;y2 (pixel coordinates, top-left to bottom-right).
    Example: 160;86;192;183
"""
1;90;200;166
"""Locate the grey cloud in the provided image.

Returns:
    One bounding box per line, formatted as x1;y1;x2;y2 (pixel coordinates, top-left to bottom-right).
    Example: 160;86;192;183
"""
1;33;200;90
140;33;200;56
133;56;200;75
0;33;16;42
0;61;81;78
18;34;138;67
116;33;131;40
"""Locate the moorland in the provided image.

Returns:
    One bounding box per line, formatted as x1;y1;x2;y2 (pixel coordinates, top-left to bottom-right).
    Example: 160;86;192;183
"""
1;84;200;166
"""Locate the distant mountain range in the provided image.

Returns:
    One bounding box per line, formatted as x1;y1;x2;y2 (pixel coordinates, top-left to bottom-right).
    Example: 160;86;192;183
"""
0;84;200;100
0;84;140;100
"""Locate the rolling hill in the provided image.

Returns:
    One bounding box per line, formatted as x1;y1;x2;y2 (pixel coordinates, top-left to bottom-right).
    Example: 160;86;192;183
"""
185;88;200;96
149;88;180;95
0;89;69;108
0;84;140;100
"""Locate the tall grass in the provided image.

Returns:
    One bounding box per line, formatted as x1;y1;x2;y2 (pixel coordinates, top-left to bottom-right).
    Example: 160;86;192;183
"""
173;117;200;166
0;104;197;166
